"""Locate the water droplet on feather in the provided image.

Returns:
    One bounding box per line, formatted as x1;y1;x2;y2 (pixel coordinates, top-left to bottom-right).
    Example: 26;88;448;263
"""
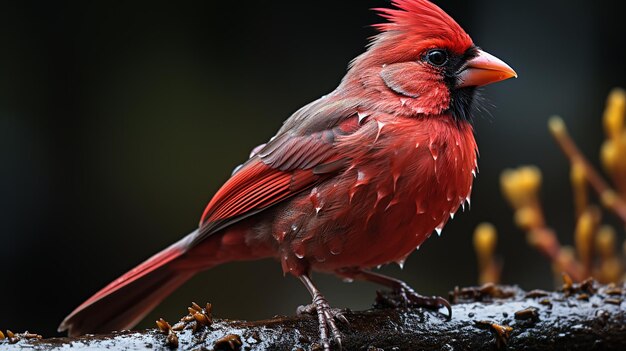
231;164;243;175
374;120;386;143
292;242;305;259
392;172;401;191
357;112;369;124
309;187;324;214
357;170;366;181
328;237;343;256
385;198;400;211
429;143;439;161
415;200;426;214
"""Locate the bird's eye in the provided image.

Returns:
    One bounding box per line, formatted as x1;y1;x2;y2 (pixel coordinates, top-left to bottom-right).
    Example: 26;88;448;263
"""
425;49;448;66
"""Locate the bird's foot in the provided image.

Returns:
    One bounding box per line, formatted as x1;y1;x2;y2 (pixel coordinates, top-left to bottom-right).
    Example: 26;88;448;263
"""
377;283;452;319
301;293;346;351
297;303;349;325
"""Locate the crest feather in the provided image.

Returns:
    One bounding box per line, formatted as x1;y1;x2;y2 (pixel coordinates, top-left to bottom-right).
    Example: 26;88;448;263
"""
373;0;472;53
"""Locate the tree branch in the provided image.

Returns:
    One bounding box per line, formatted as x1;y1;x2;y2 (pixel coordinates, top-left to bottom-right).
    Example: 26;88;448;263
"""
2;282;625;350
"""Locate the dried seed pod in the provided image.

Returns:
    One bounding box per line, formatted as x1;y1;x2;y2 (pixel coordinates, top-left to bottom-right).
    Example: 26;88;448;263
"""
171;322;185;331
605;286;623;295
193;312;210;327
539;298;552;306
562;272;574;293
525;289;550;298
579;278;597;294
0;330;4;339
474;321;513;349
191;302;202;312
182;314;195;323
577;293;589;301
6;330;14;338
205;303;214;324
23;332;42;340
165;331;178;348
491;323;513;337
514;307;539;321
156;318;171;333
214;334;243;351
491;323;513;349
605;298;623;305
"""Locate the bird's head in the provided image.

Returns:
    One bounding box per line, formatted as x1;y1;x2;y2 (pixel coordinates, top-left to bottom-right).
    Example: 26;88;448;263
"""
343;0;516;121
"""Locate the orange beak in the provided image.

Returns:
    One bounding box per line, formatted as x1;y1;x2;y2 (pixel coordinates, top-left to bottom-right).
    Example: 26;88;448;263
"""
457;49;517;88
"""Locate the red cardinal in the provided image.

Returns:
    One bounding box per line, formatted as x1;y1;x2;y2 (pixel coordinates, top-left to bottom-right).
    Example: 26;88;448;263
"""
59;0;516;348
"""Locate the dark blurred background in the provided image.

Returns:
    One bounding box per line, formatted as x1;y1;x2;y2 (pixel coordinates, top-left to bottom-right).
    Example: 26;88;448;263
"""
1;0;625;336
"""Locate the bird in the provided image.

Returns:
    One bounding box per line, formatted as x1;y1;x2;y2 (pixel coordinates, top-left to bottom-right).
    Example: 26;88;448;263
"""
59;0;516;349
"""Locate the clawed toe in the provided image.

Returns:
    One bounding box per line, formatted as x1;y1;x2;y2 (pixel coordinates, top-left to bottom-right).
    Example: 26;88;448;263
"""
406;292;452;319
376;283;452;319
296;303;317;316
297;304;349;325
334;311;349;326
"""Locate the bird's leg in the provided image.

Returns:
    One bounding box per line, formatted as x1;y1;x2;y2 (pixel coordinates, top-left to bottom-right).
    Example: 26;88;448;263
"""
298;275;344;351
338;268;452;318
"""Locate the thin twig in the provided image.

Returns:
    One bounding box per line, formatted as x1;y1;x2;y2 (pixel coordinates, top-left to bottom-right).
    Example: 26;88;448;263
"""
549;117;626;225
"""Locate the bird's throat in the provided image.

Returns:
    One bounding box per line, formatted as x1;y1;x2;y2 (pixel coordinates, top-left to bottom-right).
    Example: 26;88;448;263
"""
449;87;478;122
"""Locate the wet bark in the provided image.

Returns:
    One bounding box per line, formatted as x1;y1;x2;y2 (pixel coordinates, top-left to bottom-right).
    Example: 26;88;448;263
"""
2;282;625;350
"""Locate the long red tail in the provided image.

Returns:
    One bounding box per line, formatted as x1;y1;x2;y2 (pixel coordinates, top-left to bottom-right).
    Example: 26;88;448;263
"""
58;229;203;337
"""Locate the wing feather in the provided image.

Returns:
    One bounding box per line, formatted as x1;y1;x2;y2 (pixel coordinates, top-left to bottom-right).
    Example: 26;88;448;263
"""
190;98;362;247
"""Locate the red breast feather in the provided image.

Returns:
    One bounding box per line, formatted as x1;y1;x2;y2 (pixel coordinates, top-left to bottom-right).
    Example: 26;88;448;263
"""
278;112;477;275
